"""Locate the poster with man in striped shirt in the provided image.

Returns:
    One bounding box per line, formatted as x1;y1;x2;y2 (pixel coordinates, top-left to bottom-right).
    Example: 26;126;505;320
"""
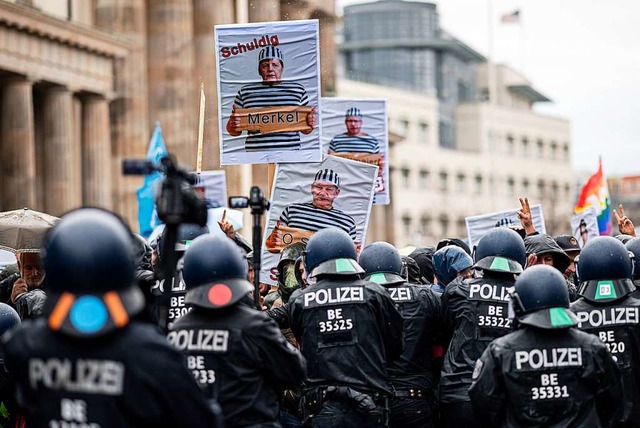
215;20;322;165
261;156;378;285
321;99;390;205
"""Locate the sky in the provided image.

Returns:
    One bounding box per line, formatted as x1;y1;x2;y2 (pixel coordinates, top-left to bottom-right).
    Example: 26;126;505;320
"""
338;0;640;176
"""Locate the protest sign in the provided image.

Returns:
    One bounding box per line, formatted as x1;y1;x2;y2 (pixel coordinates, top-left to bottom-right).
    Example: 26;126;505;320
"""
216;20;322;165
466;205;546;248
321;98;389;204
570;207;599;247
260;155;378;285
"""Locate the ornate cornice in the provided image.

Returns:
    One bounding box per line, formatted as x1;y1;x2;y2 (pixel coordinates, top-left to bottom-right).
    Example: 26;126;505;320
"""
0;1;132;58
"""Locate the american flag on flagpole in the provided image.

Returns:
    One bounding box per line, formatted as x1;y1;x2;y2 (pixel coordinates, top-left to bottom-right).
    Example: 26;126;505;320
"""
500;9;521;24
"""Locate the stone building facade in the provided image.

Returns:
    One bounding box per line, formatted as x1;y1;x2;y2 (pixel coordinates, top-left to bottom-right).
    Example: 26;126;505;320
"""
0;0;336;231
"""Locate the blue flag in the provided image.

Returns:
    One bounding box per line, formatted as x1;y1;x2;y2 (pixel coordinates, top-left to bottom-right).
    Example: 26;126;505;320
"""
137;123;167;238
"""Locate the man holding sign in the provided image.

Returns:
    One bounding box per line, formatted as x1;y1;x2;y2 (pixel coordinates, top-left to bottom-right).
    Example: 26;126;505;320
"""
266;169;357;253
226;47;317;152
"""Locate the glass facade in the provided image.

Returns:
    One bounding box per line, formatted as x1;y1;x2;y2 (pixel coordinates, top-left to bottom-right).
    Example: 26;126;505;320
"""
342;1;483;149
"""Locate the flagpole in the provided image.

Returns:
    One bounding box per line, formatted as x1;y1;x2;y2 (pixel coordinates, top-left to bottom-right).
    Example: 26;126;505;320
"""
519;12;526;74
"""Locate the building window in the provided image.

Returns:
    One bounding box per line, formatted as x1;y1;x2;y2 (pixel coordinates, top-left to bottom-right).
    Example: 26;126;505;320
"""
563;143;570;162
439;214;449;235
565;183;571;200
402;215;412;237
522;137;529;156
536;139;544;159
399;118;410;136
551;181;559;199
550;142;558;160
507;177;515;196
401;167;411;188
439;171;448;192
475;174;483;193
522;179;530;195
419;169;430;188
506;135;515;154
457;217;466;235
418;122;429;144
538;179;546;198
420;215;431;235
456;173;466;192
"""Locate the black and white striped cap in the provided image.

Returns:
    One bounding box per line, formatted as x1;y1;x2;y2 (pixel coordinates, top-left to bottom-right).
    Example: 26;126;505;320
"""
345;107;362;117
314;169;340;188
258;47;284;63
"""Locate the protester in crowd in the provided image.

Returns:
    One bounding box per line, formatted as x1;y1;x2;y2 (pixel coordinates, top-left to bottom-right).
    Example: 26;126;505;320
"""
432;246;474;293
360;242;441;428
469;265;622;427
571;237;640;426
168;235;305;428
436;238;471;256
2;208;222;427
0;252;46;320
407;246;436;284
288;228;403;426
439;228;525;427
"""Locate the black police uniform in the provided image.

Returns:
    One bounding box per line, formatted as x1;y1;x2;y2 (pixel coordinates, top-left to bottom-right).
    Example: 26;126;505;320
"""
168;235;306;428
0;304;20;427
1;209;221;428
149;224;209;329
571;237;640;427
470;265;623;427
288;228;404;427
360;242;441;428
439;228;525;427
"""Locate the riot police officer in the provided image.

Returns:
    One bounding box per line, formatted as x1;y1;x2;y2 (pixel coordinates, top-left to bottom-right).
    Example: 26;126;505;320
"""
359;242;441;428
288;228;403;427
0;304;20;427
571;236;640;427
149;223;209;329
168;235;306;428
625;237;640;284
439;227;525;427
1;208;221;427
469;265;623;427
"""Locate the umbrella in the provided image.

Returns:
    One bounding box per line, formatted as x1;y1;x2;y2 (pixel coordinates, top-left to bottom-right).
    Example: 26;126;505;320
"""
0;208;59;253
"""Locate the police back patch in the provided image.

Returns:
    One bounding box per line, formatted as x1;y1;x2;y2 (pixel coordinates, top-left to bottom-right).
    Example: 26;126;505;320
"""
472;359;484;379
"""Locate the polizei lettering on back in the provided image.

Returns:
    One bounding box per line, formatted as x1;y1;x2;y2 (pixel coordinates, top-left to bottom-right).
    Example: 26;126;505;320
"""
389;287;412;302
469;283;510;301
304;287;364;307
515;348;583;370
29;359;125;395
575;307;640;328
167;329;230;352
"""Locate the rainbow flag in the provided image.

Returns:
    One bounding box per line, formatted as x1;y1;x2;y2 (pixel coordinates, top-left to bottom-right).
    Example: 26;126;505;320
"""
574;160;612;235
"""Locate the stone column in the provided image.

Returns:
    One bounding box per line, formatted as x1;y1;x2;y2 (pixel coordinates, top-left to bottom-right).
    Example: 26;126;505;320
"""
0;77;36;210
193;0;234;171
82;94;113;208
94;0;149;229
247;0;280;196
43;86;81;216
147;0;196;168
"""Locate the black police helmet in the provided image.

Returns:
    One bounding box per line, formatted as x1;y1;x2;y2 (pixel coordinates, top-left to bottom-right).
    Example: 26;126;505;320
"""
474;228;526;274
43;208;136;294
626;237;640;280
182;235;253;309
0;303;20;335
576;236;633;282
157;223;209;257
359;242;405;285
304;228;364;278
41;208;144;337
512;265;577;329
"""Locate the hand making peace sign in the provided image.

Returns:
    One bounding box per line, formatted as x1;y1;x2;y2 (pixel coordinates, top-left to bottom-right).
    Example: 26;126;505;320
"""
613;203;636;236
